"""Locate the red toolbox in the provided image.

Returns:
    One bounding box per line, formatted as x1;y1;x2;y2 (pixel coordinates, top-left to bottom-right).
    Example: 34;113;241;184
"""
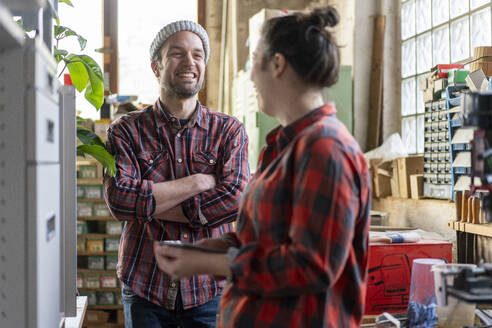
364;239;452;315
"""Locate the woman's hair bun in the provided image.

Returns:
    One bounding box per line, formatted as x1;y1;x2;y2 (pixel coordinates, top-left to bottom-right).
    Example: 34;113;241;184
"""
305;6;340;28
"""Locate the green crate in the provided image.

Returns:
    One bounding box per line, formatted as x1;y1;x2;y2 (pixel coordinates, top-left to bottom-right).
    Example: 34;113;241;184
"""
85;274;100;288
77;221;88;234
77;202;93;217
93;203;110;217
77;185;85;198
105;238;119;252
88;256;105;270
96;292;114;305
105;255;118;270
80;291;96;305
78;165;98;179
84;185;102;199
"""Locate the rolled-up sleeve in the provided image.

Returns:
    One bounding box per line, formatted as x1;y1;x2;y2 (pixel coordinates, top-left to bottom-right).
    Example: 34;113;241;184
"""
103;127;155;222
183;124;250;228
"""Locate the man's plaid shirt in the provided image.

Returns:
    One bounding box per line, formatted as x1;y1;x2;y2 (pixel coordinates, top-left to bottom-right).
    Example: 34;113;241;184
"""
104;100;249;309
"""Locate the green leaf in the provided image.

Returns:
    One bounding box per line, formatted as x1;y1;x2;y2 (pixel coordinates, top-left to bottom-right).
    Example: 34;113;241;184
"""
77;145;116;177
54;25;87;50
54;25;66;38
77;125;105;147
53;46;68;64
59;0;74;6
79;55;105;109
65;55;89;92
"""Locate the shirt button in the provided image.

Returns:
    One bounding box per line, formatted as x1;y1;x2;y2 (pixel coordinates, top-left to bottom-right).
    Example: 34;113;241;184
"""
209;159;214;164
171;117;176;122
176;133;181;138
177;158;183;163
171;282;176;288
183;234;188;239
149;159;154;164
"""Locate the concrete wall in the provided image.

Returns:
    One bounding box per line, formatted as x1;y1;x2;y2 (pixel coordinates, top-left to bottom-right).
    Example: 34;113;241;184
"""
354;0;401;152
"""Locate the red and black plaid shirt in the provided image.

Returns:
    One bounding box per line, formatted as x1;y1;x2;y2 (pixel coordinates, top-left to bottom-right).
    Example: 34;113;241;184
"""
219;104;371;327
103;99;249;309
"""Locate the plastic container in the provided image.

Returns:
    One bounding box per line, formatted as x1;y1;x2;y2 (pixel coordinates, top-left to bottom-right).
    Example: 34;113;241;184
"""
432;263;477;327
407;258;444;327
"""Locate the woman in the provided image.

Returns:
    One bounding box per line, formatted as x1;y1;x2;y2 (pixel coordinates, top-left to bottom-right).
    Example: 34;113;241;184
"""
154;6;371;327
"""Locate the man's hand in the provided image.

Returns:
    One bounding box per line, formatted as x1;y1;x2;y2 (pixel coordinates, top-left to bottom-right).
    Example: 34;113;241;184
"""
193;173;216;192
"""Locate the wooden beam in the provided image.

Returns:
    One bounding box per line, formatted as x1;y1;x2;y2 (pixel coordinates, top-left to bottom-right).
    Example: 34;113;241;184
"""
366;15;385;150
218;0;228;112
197;0;207;106
103;0;118;94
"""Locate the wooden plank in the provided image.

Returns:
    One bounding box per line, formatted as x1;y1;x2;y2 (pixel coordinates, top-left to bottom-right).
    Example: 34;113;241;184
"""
197;0;207;106
366;15;385;150
103;0;118;94
463;223;492;238
217;0;228;112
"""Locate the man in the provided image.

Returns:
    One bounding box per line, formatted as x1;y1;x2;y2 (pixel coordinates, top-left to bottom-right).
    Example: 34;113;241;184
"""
103;20;250;328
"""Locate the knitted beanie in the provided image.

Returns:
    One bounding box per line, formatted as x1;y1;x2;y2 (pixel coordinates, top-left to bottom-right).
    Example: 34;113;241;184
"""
149;20;210;63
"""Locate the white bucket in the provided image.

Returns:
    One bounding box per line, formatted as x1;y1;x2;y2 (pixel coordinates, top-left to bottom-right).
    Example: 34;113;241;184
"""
431;263;477;328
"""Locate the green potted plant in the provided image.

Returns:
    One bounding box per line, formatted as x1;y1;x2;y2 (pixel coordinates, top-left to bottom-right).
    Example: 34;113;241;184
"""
16;0;116;176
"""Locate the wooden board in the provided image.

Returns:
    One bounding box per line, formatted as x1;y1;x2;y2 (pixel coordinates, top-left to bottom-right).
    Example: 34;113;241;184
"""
367;15;385;150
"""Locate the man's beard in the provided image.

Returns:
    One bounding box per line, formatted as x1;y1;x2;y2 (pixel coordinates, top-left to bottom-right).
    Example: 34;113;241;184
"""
164;79;203;99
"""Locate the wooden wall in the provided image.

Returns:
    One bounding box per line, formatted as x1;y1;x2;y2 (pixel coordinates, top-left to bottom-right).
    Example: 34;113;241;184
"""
203;0;315;113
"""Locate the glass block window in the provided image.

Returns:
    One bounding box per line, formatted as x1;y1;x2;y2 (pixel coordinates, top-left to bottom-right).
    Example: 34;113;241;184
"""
401;0;492;154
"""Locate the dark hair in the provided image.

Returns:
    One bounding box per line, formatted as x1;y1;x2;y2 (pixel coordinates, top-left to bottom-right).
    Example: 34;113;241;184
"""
260;6;340;87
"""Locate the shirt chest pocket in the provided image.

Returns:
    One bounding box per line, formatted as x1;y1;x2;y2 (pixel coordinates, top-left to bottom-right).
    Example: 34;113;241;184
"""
137;151;169;181
192;151;217;174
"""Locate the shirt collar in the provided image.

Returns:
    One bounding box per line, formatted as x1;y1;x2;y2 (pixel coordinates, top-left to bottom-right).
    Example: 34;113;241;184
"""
153;98;208;130
266;103;337;150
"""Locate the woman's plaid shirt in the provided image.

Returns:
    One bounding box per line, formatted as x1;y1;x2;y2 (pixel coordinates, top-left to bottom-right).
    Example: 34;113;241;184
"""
103;100;249;310
219;104;371;327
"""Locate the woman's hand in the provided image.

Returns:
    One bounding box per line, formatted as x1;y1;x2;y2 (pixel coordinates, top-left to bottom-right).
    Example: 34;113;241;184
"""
194;238;232;251
153;241;232;280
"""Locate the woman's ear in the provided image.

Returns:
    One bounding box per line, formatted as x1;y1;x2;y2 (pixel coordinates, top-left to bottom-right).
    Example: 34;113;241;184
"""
272;53;287;78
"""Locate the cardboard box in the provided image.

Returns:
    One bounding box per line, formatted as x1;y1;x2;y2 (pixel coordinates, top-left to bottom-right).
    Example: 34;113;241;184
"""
433;78;448;92
423;87;435;102
418;75;428;90
410;174;424;199
365;240;452;315
397;156;424;198
471;46;492;76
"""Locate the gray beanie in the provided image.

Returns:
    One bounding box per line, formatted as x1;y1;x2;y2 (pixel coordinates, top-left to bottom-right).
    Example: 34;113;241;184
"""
149;20;210;63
